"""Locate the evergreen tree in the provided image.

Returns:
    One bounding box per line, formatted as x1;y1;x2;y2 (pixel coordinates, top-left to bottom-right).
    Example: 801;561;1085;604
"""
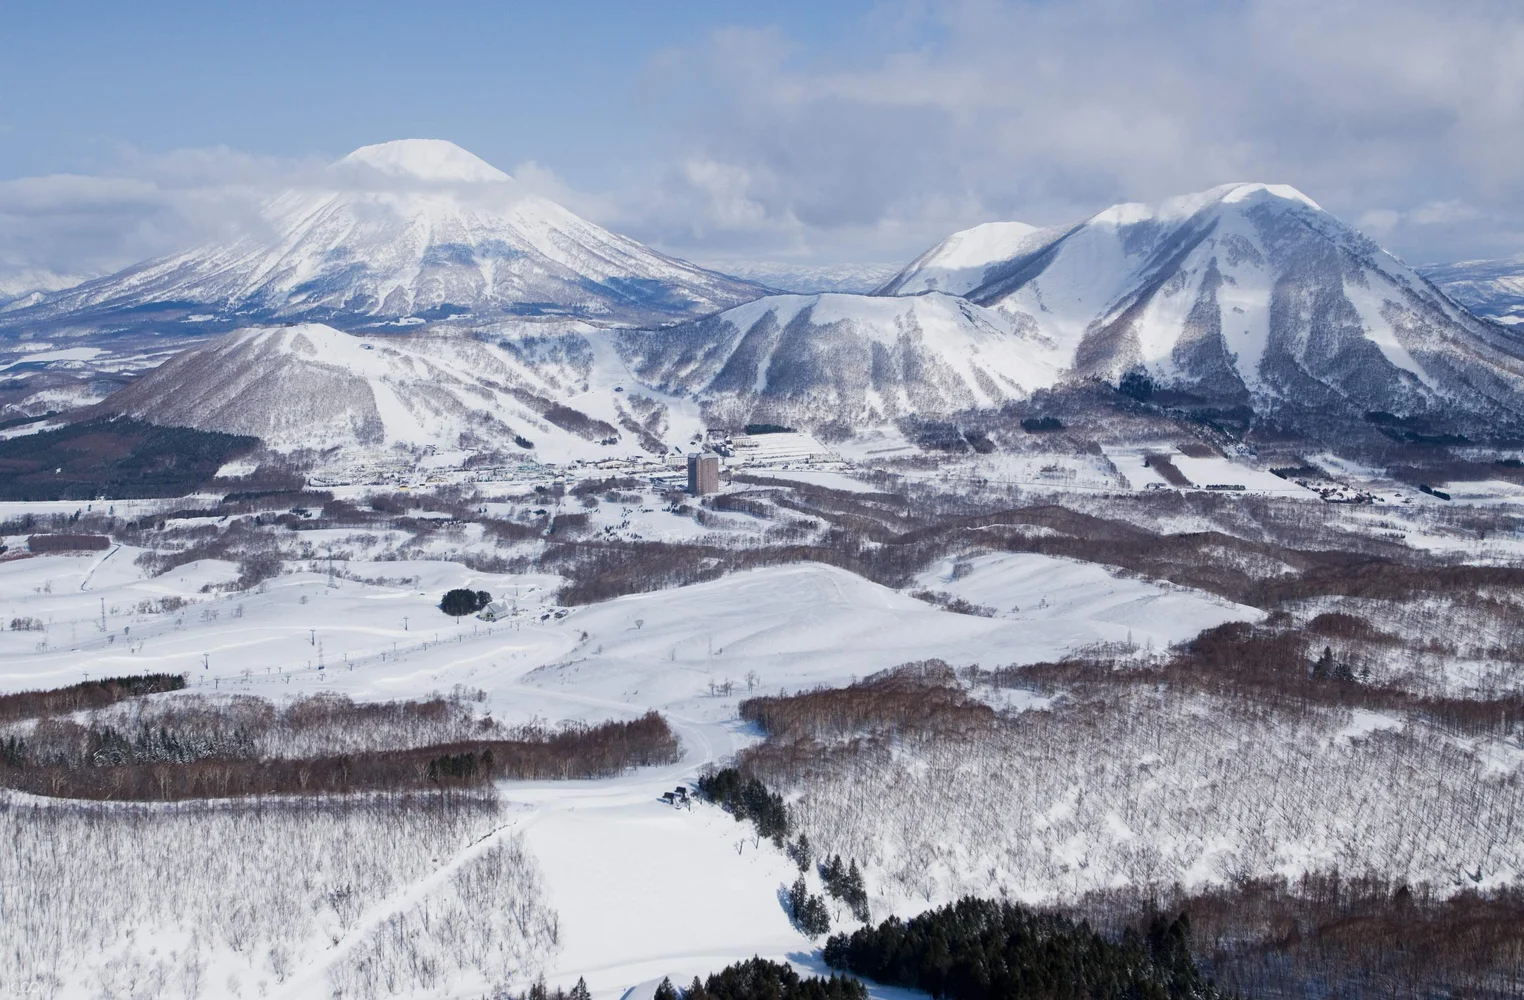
844;859;869;921
799;893;831;937
793;833;812;873
440;588;488;617
821;854;844;891
823;896;1224;1000
1313;645;1334;679
789;876;809;918
570;977;591;1000
654;978;679;1000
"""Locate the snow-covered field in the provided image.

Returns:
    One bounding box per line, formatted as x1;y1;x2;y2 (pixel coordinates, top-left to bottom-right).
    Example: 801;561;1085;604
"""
0;542;1262;998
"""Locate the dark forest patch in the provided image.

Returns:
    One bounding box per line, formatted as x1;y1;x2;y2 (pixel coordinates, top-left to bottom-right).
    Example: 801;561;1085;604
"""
0;417;258;500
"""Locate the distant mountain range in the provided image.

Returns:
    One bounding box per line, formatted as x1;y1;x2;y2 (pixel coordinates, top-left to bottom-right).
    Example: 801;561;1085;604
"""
0;140;764;337
623;183;1524;443
1418;255;1524;327
3;152;1517;464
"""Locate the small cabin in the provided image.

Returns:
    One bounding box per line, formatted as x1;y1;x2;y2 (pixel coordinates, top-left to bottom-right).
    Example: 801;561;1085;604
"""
476;601;512;622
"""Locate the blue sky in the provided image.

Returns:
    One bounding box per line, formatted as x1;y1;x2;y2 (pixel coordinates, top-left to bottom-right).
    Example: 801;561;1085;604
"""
2;0;1522;281
0;1;879;184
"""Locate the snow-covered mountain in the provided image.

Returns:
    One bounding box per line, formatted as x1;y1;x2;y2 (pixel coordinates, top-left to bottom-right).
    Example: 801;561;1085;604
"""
1419;254;1524;327
4;140;764;333
627;184;1524;441
875;221;1068;297
97;322;692;463
621;292;1063;433
891;184;1524;434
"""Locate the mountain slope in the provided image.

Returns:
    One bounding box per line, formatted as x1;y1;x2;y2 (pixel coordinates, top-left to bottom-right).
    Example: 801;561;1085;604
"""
97;322;668;462
875;221;1069;297
1419;254;1524;327
620;292;1064;433
947;183;1524;433
5;140;764;333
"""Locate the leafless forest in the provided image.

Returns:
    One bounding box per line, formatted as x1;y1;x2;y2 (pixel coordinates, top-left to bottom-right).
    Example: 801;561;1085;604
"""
0;793;556;999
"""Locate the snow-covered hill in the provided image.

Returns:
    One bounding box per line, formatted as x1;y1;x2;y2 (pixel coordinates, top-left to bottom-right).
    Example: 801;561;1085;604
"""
621;291;1064;433
905;184;1524;434
1420;254;1524;327
3;140;764;332
875;221;1068;297
98;322;691;462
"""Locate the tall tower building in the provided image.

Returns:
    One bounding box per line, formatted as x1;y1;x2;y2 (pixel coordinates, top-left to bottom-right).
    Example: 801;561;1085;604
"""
687;453;720;495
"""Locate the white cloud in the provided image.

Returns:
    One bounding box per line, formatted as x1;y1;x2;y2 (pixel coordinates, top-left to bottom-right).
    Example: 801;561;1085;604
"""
0;147;322;288
608;0;1524;265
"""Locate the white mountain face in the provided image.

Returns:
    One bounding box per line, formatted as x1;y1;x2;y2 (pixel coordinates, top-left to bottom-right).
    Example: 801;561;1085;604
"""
875;221;1069;297
99;322;698;464
1420;254;1524;327
620;291;1064;435
4;140;763;333
878;183;1524;434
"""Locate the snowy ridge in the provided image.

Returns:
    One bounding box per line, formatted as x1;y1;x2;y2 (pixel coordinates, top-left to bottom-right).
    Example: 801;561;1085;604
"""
875;220;1069;297
4;140;764;331
621;291;1065;432
98;322;668;461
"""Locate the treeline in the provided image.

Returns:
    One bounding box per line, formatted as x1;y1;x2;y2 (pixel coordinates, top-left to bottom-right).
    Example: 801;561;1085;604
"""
539;474;1518;615
696;766;790;843
825;897;1225;1000
644;959;865;1000
740;660;995;744
999;618;1524;736
0;673;184;722
736;662;1004;783
1074;874;1524;1000
0;711;680;800
10;690;502;761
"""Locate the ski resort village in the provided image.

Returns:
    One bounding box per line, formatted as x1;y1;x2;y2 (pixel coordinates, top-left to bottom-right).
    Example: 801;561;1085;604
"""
3;6;1524;999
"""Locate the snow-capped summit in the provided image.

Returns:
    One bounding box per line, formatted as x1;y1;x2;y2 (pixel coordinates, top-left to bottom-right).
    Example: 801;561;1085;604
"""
875;221;1068;297
337;138;511;183
4;141;764;334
